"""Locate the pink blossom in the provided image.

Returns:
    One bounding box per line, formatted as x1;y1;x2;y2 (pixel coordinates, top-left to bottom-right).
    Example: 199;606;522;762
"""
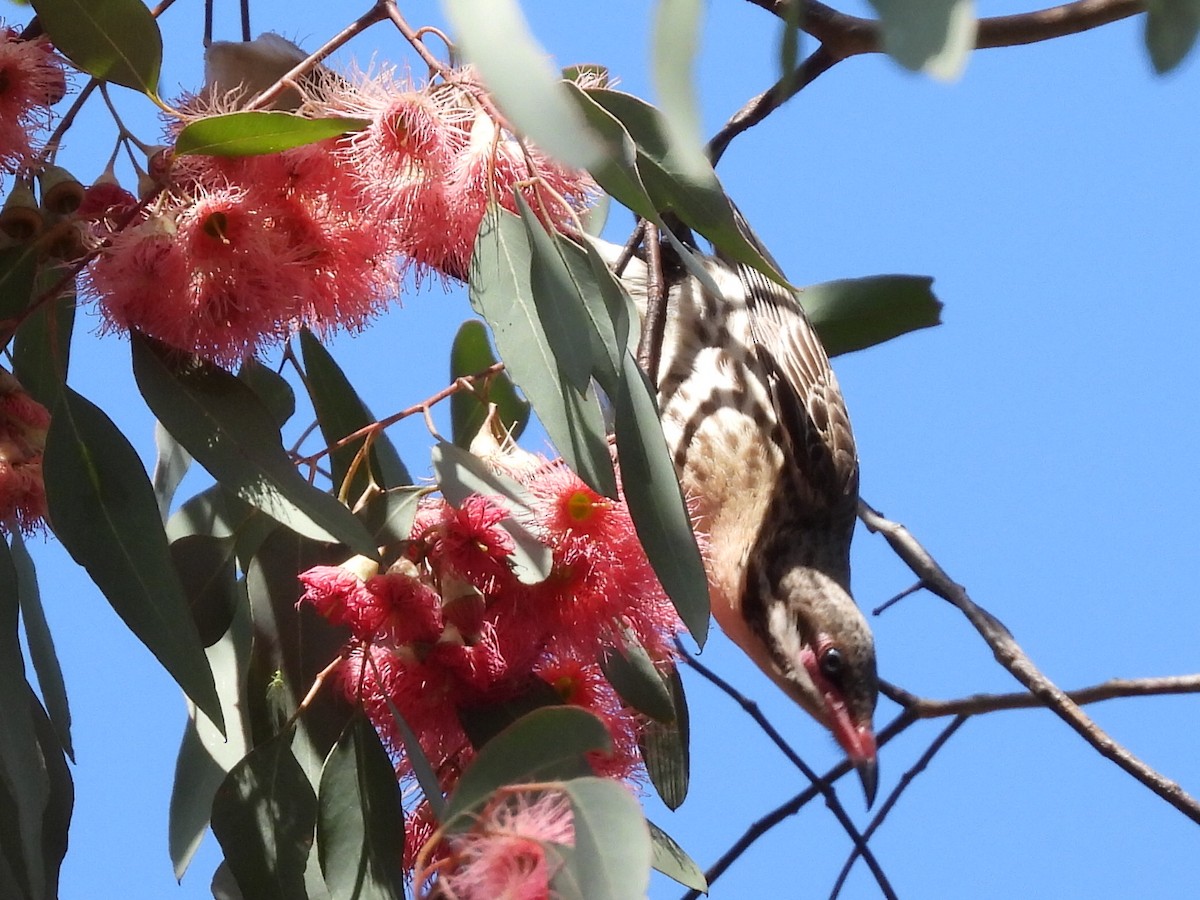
0;370;49;533
426;791;574;900
0;27;67;172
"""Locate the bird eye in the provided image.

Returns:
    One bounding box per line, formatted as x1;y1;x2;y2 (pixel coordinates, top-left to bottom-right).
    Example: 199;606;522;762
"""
819;647;844;682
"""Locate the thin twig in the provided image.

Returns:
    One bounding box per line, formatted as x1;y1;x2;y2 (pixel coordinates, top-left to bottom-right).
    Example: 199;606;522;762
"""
680;710;918;900
858;498;1200;825
881;674;1200;719
637;225;670;385
680;648;898;900
829;716;968;900
872;580;923;616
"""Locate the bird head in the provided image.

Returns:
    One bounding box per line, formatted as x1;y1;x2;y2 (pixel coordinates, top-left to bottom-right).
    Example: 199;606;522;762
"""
759;567;879;805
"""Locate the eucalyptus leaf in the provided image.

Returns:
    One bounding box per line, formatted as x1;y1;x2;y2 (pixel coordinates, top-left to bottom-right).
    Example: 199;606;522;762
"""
449;319;530;448
31;0;163;94
299;329;410;504
317;713;405;900
44;387;223;731
652;0;710;182
175;112;369;157
169;586;253;880
562;777;652;900
648;820;707;892
10;531;72;760
29;698;71;900
373;688;446;824
357;485;424;546
12;275;74;408
799;274;942;357
0;243;38;324
131;334;377;558
612;351;709;647
868;0;977;79
470;205;617;497
170;534;239;648
152;421;192;522
212;730;318;900
238;360;295;430
0;542;46;900
441;0;602;168
442;707;611;828
600;630;674;723
639;667;690;810
1146;0;1200;73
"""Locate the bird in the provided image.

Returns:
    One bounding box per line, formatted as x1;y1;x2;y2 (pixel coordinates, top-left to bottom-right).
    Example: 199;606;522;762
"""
611;232;880;805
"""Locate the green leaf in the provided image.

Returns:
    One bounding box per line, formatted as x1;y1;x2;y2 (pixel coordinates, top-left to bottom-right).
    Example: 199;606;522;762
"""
358;485;424;546
800;274;942;357
651;0;711;183
152;421;192;521
470;206;617;496
299;330;410;504
167;485;274;569
212;730;318;900
31;0;163;94
239;360;296;430
868;0;977;79
175;112;369;157
580;88;785;285
131;334;378;558
244;529;352;785
170;534;238;647
648;821;706;892
561;777;652;900
612;351;710;647
28;699;72;899
443;707;611;828
10;532;72;760
43;387;224;731
458;680;562;750
600;630;674;723
431;440;553;584
449;319;530;448
0;243;38;326
170;586;253;880
441;0;602;168
317;713;405;900
12;274;74;408
639;667;690;810
1146;0;1200;73
515;194;596;392
0;542;46;900
372;686;447;824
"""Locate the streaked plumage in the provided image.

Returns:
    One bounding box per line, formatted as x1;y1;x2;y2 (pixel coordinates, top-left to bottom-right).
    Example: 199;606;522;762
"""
614;241;879;803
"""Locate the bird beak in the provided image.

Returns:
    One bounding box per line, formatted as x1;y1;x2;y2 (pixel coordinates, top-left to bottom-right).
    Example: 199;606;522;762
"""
855;754;879;809
827;710;879;808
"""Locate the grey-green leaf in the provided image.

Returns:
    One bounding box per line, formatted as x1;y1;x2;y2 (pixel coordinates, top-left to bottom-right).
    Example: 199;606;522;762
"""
152;421;192;521
652;0;711;183
868;0;977;79
449;319;530;448
175;112;369;157
800;274;942;357
639;667;690;810
562;777;652;900
211;730;318;899
648;820;707;892
470;206;617;497
0;542;47;900
299;329;410;503
601;630;675;723
131;334;378;558
12;274;74;408
31;0;163;94
1146;0;1200;73
443;707;611;828
612;351;710;647
44;387;224;731
317;713;405;900
10;532;72;760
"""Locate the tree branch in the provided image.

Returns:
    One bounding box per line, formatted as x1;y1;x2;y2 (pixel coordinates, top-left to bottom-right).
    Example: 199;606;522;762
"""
858;498;1200;825
882;674;1200;718
679;648;898;900
713;1;1146;162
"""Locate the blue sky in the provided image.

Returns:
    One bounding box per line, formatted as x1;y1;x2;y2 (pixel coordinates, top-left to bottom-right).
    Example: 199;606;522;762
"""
17;1;1199;897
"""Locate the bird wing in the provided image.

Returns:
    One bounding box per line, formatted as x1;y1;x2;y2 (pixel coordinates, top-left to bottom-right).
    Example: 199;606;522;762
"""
735;263;859;513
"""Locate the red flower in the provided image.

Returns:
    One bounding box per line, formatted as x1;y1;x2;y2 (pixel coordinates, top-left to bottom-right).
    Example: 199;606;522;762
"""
0;27;67;172
0;369;49;533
